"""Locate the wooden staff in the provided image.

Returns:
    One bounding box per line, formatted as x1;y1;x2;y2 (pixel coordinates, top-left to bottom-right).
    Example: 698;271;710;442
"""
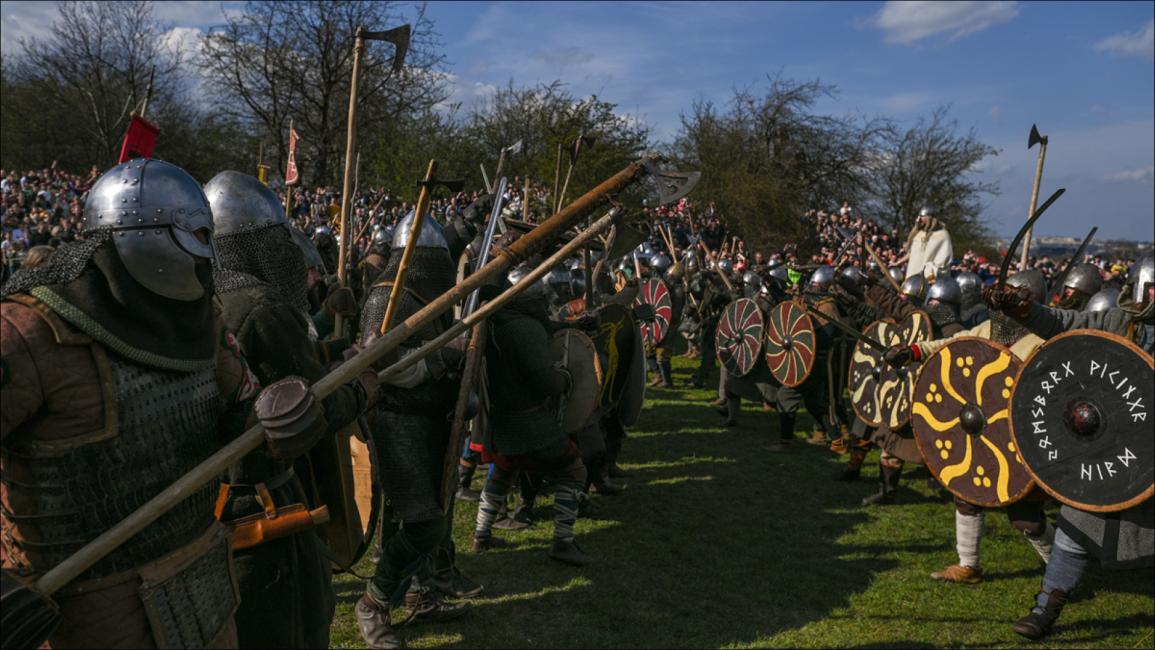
380;159;438;335
334;28;369;337
552;142;563;213
863;239;902;292
34;157;663;599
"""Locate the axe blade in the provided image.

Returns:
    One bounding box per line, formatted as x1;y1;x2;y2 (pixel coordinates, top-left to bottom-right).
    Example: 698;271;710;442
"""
363;24;411;72
506;140;524;155
654;170;701;206
1028;123;1047;149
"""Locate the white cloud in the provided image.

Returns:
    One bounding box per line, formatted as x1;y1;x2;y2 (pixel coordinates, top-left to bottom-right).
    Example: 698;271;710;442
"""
1103;164;1155;184
871;1;1019;45
1095;19;1155;60
879;91;936;112
161;26;204;61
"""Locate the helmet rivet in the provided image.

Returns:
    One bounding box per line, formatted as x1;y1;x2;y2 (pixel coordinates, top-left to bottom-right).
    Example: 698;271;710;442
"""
122;198;127;203
137;231;144;236
156;209;163;214
137;218;143;223
117;220;122;225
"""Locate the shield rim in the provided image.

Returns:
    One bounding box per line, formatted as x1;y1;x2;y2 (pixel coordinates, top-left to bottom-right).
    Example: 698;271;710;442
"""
879;309;935;429
617;319;647;426
1009;328;1155;513
764;300;816;388
849;319;893;427
552;328;604;433
715;298;765;377
636;278;673;346
592;303;635;407
912;336;1036;507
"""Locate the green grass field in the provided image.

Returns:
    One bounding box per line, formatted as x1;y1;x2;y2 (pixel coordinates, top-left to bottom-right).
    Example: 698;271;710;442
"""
332;357;1154;649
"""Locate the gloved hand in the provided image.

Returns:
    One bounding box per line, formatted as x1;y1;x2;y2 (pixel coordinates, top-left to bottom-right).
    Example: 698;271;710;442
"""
255;376;329;460
462;194;496;225
323;286;357;318
983;283;1033;319
884;344;913;368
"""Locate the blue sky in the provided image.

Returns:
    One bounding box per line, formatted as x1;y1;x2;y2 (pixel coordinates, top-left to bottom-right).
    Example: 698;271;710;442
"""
2;1;1152;240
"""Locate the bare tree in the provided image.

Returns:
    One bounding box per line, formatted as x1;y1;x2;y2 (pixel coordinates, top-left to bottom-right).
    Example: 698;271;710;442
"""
673;75;890;253
199;0;449;185
867;106;999;249
11;1;185;164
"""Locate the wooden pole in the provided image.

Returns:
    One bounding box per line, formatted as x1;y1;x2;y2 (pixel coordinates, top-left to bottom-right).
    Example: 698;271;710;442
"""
522;177;531;222
552;142;563;213
283;118;295;222
380;159;438;335
33;157;656;599
334;28;367;338
863;240;902;293
1020;139;1048;271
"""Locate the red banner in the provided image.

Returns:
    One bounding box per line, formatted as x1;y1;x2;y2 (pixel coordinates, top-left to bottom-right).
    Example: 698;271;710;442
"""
117;115;160;164
285;125;301;186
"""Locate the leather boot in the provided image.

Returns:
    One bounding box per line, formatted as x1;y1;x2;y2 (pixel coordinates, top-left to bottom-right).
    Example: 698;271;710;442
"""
721;397;740;427
1013;589;1068;639
778;412;797;442
355;593;403;650
456;463;480;503
548;539;594;566
835;447;867;481
657;358;674;388
862;462;901;505
427;565;485;599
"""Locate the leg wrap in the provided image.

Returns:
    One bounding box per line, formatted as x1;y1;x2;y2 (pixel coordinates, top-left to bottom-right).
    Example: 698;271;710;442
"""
474;466;515;538
955;509;985;570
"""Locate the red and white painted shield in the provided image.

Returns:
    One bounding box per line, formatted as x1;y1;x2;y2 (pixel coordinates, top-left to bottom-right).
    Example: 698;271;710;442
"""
764;300;816;388
635;278;673;347
715;298;765;377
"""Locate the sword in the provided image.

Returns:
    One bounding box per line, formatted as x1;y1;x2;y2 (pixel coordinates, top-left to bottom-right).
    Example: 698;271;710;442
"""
997;187;1066;286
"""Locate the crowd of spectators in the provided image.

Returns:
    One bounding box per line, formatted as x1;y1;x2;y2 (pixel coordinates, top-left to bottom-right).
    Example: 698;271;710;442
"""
2;164;1143;291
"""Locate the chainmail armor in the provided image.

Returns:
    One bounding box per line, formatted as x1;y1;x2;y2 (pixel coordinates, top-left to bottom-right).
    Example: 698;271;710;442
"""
989;311;1030;347
1;356;220;579
358;248;457;344
139;533;237;648
213;225;309;312
925;302;959;330
1;230;111;297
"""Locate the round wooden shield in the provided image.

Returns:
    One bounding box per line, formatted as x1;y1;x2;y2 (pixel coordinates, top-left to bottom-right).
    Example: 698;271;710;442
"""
635;278;673;347
848;319;893;427
912;337;1034;507
551;329;604;434
878;309;935;430
591;303;636;408
617;318;647;427
1010;329;1154;512
763;300;816;388
715;298;765;377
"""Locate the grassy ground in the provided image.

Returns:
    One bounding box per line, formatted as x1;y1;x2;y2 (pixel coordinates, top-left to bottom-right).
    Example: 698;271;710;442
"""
332;356;1154;649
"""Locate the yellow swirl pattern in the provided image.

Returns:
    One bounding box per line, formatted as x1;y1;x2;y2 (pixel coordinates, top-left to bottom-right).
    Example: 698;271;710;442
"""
938;434;973;485
979;433;1012;503
986;409;1008;425
939;347;966;405
974;351;1011;407
912;402;959;432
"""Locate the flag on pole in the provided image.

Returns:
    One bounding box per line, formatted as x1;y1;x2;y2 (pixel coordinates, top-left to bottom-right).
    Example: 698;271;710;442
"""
285;125;301;186
118;115;160;164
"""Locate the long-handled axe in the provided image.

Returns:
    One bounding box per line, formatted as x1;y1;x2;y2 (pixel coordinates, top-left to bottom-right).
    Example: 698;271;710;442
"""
334;23;411;336
1019;124;1049;270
